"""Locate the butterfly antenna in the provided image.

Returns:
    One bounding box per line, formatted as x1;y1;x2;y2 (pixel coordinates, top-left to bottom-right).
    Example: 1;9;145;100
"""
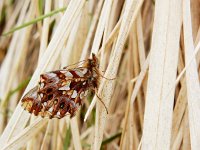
94;69;116;80
63;60;87;69
99;73;116;80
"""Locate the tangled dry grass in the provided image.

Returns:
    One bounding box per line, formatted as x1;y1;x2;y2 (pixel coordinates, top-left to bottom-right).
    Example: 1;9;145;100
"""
0;0;200;150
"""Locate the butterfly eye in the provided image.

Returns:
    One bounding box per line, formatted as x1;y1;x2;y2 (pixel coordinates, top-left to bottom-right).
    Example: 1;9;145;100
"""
60;102;65;109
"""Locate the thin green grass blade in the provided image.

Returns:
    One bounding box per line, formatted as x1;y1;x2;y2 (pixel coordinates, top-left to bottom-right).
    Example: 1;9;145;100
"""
101;132;122;149
2;7;66;36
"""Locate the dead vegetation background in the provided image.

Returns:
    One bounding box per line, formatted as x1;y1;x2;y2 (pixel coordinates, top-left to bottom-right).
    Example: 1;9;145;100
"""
0;0;200;150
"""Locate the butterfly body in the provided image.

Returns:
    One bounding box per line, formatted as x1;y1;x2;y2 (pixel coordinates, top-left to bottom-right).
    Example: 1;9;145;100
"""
21;54;100;119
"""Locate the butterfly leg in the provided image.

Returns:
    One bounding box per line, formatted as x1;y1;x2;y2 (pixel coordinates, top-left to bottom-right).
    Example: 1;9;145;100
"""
94;88;108;114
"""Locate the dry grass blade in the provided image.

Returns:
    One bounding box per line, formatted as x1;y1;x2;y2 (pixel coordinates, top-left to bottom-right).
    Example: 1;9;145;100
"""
92;0;144;149
84;17;121;122
2;118;48;150
91;0;113;55
81;0;104;60
0;0;200;149
70;117;82;150
38;0;52;61
0;0;86;148
120;53;149;149
0;0;33;141
142;0;182;149
183;0;200;148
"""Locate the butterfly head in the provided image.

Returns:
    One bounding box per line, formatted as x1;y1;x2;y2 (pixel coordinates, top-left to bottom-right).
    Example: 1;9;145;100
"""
89;53;99;69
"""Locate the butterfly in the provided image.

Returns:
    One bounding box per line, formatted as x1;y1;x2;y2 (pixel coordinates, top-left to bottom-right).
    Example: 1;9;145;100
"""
21;54;108;119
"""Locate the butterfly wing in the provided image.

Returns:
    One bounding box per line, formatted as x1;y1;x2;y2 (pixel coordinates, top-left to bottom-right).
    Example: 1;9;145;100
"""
21;68;91;119
21;86;40;114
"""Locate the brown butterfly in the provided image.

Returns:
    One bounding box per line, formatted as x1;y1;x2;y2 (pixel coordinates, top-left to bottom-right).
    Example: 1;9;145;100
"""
21;54;108;119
